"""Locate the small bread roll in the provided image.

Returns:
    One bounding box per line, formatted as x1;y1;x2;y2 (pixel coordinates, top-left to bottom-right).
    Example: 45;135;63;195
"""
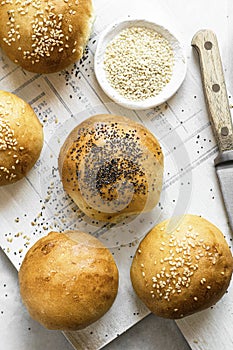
0;0;93;73
0;90;43;186
58;114;164;222
130;215;233;319
19;230;119;330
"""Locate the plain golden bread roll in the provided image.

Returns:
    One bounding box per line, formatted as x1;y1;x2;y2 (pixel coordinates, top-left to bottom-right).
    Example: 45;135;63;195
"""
130;215;233;319
0;0;93;73
58;114;164;222
18;230;119;330
0;90;43;186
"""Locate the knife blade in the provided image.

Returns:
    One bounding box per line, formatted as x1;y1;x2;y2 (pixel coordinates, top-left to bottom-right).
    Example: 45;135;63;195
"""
192;29;233;232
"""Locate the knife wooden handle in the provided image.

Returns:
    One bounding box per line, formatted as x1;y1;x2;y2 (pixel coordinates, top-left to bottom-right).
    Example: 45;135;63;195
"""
192;30;233;152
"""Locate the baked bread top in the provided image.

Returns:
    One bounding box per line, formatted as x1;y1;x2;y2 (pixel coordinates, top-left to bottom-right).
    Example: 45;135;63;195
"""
58;114;164;222
0;0;93;73
131;214;233;319
19;230;119;330
0;90;43;186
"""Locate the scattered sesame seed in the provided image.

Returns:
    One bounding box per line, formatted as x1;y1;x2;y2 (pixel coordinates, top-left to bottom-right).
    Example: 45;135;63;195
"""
1;0;79;65
0;114;20;181
146;229;219;303
194;297;198;301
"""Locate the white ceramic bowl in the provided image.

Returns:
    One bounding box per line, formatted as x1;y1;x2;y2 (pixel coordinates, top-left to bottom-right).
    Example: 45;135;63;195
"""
94;19;187;110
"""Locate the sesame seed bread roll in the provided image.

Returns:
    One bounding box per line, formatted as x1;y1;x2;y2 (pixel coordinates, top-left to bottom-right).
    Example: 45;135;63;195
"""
58;114;164;222
130;215;233;319
0;0;93;73
19;230;119;330
0;90;43;186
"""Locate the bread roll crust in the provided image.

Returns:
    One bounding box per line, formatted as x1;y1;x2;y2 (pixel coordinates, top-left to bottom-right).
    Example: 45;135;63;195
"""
130;215;233;319
19;230;119;330
58;114;164;222
0;0;93;73
0;90;43;186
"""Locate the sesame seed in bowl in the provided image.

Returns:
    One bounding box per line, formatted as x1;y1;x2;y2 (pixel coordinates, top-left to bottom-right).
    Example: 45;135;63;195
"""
94;19;187;110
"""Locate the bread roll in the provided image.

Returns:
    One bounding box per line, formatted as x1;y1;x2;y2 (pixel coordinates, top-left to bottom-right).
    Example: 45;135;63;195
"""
0;90;43;186
130;215;233;319
19;230;119;330
0;0;93;73
58;114;164;222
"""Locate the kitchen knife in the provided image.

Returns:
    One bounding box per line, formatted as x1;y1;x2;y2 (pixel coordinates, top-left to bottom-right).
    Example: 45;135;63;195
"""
192;29;233;232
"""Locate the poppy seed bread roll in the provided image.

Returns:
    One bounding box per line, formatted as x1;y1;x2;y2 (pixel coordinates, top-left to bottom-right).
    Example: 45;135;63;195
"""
19;230;119;330
0;90;43;186
58;114;164;222
130;215;233;319
0;0;93;73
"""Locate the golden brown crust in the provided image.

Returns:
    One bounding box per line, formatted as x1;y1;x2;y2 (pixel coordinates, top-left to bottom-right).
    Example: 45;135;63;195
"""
0;90;43;186
58;114;164;222
0;0;93;73
130;215;233;319
19;230;119;330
